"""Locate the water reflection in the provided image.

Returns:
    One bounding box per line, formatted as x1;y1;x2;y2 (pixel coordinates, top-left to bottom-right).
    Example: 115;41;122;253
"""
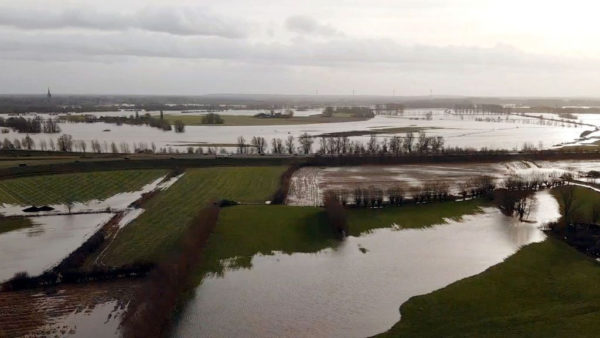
174;191;559;338
0;213;113;281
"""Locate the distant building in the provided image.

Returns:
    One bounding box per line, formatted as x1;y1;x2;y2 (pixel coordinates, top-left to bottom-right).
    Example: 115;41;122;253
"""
47;87;52;100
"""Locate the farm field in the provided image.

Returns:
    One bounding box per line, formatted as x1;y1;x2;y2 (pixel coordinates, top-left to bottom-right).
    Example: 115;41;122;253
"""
379;238;600;337
163;113;371;126
99;166;287;266
0;169;166;205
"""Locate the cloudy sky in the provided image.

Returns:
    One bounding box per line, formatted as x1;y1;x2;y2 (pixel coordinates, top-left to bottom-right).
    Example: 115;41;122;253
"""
2;0;600;96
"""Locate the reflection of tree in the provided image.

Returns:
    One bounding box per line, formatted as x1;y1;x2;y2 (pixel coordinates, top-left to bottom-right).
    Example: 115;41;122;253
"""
494;189;536;221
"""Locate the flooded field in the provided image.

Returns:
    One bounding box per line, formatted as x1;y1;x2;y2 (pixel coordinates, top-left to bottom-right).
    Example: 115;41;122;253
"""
3;110;589;153
0;173;183;282
0;213;113;281
288;160;600;206
174;191;559;337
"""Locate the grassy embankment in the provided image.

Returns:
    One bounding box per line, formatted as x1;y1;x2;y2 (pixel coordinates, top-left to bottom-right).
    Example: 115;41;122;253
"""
163;113;371;126
0;169;166;205
378;239;600;337
0;217;35;235
378;186;600;337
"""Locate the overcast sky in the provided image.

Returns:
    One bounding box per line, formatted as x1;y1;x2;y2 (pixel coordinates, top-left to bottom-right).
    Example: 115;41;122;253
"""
2;0;600;96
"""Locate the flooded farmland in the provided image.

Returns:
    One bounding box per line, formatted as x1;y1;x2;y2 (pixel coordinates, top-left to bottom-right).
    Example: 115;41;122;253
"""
173;191;560;337
287;160;600;206
3;109;591;153
0;213;113;282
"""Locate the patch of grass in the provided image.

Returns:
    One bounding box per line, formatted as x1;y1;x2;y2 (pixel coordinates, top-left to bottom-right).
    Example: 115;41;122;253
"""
0;217;35;234
100;166;287;266
347;199;485;235
199;205;334;276
0;169;166;205
551;185;600;223
163;113;371;126
378;238;600;337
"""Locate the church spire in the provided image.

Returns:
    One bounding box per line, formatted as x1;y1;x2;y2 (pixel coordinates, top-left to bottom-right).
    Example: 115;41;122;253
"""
47;87;52;100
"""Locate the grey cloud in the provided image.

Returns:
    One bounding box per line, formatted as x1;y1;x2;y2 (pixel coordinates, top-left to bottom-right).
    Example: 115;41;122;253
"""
0;30;587;72
285;15;340;36
0;5;247;38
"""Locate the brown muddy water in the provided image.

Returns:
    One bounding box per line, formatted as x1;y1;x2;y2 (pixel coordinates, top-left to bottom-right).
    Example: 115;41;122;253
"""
173;191;559;338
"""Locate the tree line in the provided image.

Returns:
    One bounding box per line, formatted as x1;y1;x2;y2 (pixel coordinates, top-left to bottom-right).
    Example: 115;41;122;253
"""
0;116;60;133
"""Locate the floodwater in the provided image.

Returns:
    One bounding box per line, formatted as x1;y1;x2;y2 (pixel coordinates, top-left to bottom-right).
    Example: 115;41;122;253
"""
2;110;587;153
173;191;559;338
0;213;113;282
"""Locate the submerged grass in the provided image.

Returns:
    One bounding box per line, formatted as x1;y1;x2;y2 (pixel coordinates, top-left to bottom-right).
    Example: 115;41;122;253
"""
0;217;35;235
0;169;166;205
378;238;600;337
100;166;287;266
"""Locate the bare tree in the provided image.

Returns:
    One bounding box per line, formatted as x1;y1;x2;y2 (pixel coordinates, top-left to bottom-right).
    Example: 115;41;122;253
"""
22;135;34;150
57;134;73;152
367;135;379;154
271;138;284;154
237;136;246;154
251;136;266;154
111;142;119;153
298;133;313;155
389;136;402;156
404;132;414;153
285;135;295;154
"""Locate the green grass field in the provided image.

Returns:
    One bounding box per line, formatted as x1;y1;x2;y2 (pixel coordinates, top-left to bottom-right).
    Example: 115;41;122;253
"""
347;199;485;236
100;166;287;266
163;113;371;126
0;169;166;205
378;238;600;337
200;205;333;276
0;217;35;235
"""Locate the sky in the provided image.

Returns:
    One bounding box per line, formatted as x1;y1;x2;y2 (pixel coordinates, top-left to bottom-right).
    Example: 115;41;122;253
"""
1;0;600;96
